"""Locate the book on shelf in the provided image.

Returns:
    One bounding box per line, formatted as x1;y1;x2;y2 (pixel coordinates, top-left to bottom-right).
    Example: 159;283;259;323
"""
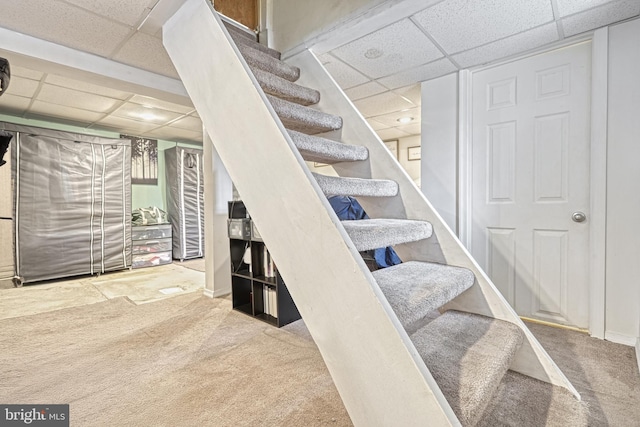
262;284;277;317
262;245;275;278
270;286;277;316
263;284;269;316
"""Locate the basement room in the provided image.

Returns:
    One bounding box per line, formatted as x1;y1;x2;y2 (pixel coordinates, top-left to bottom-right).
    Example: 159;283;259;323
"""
0;0;638;426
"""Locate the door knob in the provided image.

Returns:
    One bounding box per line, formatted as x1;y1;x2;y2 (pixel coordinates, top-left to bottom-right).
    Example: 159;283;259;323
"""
572;212;587;223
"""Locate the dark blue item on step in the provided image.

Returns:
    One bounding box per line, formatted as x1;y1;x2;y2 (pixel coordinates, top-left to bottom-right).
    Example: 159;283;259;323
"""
328;195;402;268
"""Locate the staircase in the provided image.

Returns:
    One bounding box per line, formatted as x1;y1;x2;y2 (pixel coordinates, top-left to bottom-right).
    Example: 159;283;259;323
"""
162;1;589;425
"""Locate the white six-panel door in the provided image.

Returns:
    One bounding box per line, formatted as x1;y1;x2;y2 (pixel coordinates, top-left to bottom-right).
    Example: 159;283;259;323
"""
471;41;591;329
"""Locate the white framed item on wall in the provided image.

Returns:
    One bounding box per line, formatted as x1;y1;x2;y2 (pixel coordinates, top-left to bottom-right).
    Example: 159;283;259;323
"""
408;145;421;161
384;140;398;159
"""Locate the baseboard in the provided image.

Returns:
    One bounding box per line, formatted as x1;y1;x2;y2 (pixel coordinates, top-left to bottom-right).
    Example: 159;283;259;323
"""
203;287;231;299
604;331;637;347
636;337;640;374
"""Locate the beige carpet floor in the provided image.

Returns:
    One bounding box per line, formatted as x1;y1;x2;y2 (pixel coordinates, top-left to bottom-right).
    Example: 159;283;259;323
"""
0;288;638;426
0;294;350;426
0;263;205;320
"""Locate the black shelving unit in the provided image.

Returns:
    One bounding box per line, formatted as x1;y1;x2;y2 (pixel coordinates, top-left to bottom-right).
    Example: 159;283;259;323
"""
228;201;300;327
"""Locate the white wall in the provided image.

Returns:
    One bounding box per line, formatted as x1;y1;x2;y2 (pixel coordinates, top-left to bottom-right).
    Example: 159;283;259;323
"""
203;130;232;298
421;73;458;232
604;18;640;345
637;316;640;372
397;135;421;186
270;0;387;53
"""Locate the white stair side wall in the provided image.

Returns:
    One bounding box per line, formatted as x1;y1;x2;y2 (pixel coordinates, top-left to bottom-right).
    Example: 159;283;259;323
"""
288;49;579;399
162;1;459;425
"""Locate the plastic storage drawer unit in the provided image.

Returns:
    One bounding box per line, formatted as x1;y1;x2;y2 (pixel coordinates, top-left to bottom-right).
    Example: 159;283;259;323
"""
132;224;172;269
131;224;172;241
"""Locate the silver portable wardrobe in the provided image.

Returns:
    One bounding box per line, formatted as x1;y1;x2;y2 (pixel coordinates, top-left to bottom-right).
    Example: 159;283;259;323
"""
164;146;204;260
5;123;132;285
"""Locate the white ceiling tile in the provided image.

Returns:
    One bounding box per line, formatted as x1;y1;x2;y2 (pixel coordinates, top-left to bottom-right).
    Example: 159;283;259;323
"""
129;95;194;115
370;107;421;127
29;100;104;123
10;66;44;81
319;54;370;89
344;81;388;101
452;23;559;68
377;58;456;89
7;77;40;98
396;122;422;135
0;94;31;114
112;102;183;124
561;0;640;37
45;74;132;100
168;115;203;131
354;91;415;117
112;32;179;78
147;127;203;143
37;84;121;113
367;118;391;131
556;0;617;17
332;19;443;79
412;0;554;54
0;0;133;57
377;127;411;140
95;115;160;134
393;84;422;105
64;0;157;27
318;53;332;64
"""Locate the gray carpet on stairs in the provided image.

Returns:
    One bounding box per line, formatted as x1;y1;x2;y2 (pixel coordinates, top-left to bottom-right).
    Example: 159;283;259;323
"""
312;173;398;197
373;261;475;329
223;21;256;41
477;370;589;427
411;310;524;427
267;95;343;134
228;29;281;59
287;130;368;164
226;24;595;427
237;43;300;82
253;68;320;106
341;218;433;251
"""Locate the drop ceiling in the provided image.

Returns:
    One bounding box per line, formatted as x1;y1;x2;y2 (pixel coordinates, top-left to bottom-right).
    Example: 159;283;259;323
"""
0;0;638;144
314;0;640;140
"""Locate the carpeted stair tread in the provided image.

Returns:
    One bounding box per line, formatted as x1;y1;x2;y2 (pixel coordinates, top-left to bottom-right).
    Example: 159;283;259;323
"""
476;370;589;427
342;219;433;251
228;29;281;60
373;261;475;329
237;43;300;82
223;20;256;41
312;173;398;197
287;130;368;164
267;95;343;135
254;68;320;106
411;310;524;427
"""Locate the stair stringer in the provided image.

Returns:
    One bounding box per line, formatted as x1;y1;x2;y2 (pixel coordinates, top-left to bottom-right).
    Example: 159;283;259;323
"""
287;49;580;399
163;1;459;426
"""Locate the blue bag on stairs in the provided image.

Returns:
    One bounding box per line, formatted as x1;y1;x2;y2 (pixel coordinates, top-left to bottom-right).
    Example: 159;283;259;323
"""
328;195;401;268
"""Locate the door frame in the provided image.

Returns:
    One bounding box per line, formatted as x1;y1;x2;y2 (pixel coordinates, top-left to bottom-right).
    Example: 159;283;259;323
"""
458;29;609;338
